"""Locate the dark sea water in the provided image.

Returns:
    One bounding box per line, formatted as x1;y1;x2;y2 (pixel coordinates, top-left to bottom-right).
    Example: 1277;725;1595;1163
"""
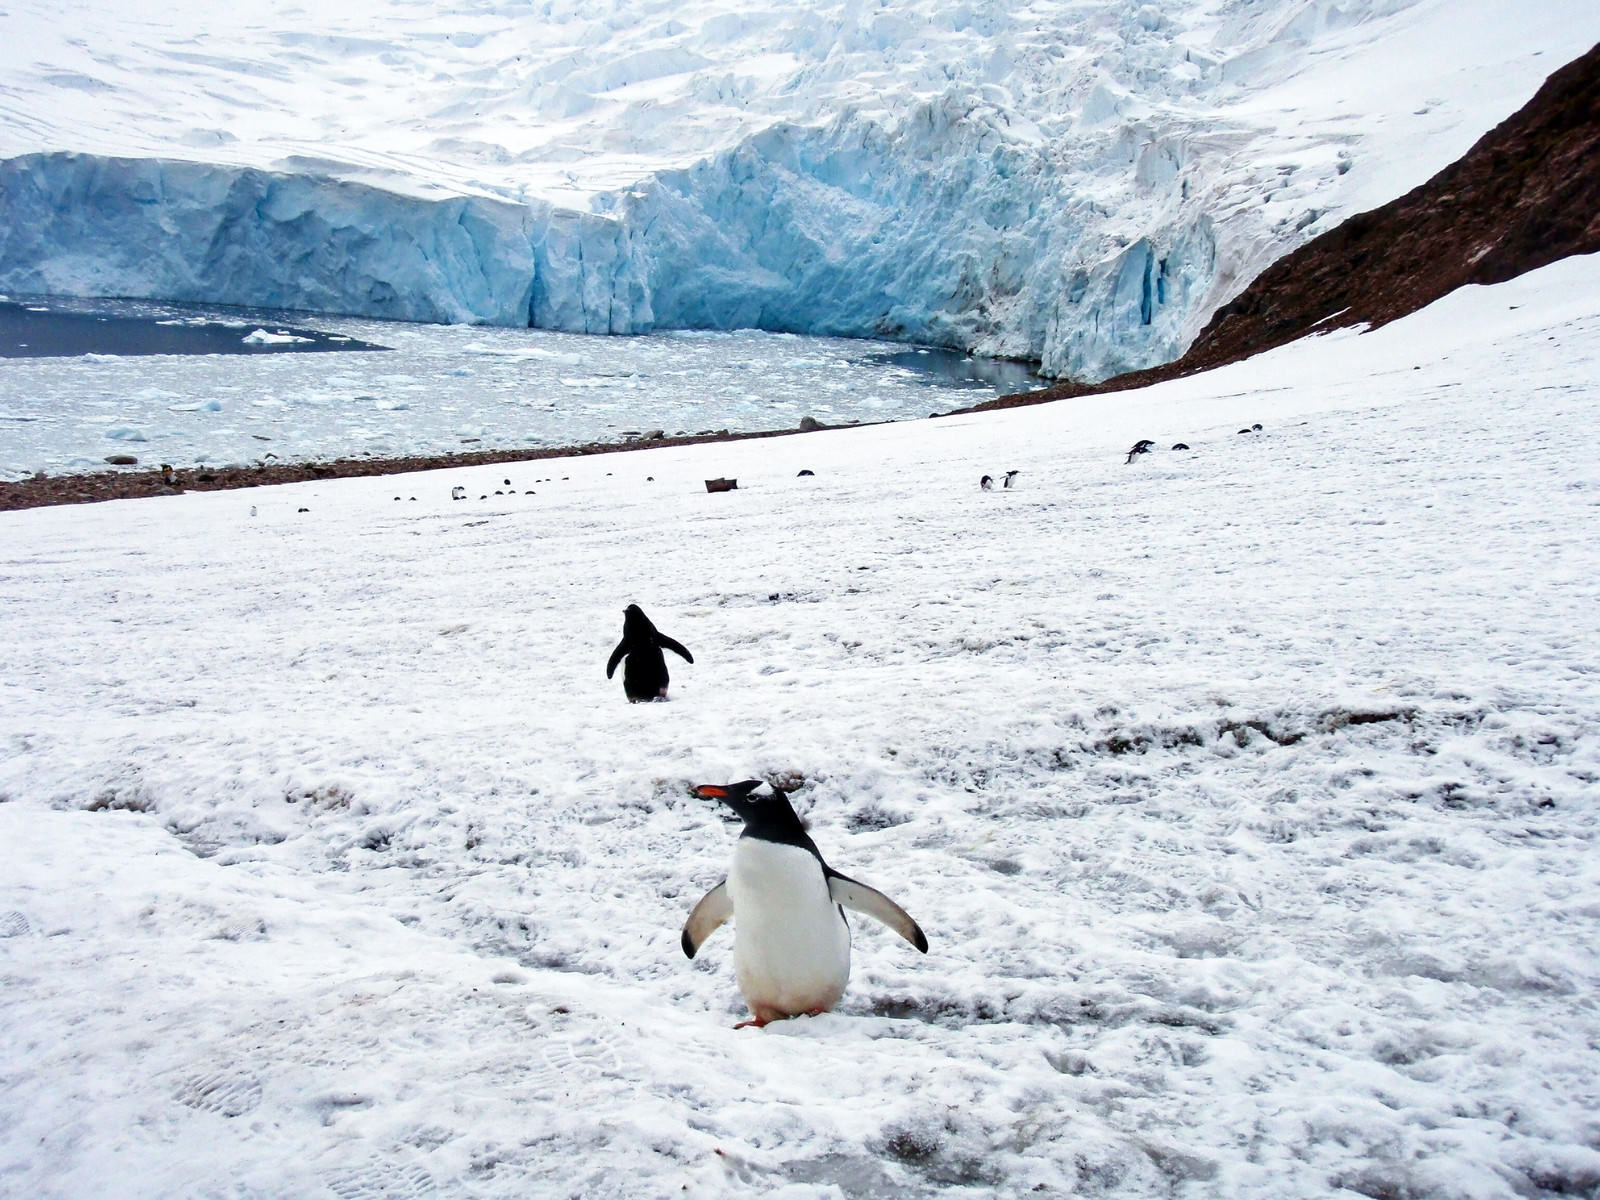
0;297;389;358
0;294;1045;479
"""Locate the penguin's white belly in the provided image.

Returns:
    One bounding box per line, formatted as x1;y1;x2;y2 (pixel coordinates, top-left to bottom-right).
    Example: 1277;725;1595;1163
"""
728;839;851;1019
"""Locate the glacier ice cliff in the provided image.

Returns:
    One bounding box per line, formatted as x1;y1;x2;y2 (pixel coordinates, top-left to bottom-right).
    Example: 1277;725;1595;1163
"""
0;102;1239;383
3;0;1594;382
0;154;537;328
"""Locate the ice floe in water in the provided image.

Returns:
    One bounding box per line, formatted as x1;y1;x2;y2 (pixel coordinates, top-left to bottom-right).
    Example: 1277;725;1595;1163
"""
0;298;1042;479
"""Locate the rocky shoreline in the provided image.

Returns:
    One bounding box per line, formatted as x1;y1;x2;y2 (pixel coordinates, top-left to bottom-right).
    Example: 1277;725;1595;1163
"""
0;425;833;512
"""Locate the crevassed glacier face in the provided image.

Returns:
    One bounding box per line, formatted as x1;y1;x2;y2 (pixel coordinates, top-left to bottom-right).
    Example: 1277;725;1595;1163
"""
625;97;1222;380
2;0;1595;381
0;154;537;328
0;107;1228;382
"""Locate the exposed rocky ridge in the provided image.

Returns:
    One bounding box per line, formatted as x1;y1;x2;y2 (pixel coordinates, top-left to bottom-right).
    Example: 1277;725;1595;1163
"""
969;40;1600;412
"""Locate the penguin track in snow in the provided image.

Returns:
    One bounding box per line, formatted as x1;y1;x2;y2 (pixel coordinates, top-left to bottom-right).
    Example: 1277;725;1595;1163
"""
526;1030;624;1092
324;1159;436;1200
0;910;31;938
173;1069;264;1117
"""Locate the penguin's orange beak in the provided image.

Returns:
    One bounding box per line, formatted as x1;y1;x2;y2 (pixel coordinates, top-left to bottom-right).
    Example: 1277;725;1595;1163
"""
691;784;730;799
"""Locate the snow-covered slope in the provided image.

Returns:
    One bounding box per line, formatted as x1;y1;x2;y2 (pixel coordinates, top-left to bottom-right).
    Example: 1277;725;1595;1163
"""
2;0;1596;377
2;255;1598;1198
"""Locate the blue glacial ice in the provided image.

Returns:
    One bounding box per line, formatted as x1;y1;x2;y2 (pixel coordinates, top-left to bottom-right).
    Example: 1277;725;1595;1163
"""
0;108;1218;385
3;0;1594;385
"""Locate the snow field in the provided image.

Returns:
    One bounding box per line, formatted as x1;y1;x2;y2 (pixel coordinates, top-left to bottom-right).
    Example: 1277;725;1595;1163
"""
2;257;1599;1196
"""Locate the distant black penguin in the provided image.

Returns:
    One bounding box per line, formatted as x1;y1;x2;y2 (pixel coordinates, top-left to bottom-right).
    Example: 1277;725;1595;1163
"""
1126;439;1155;464
980;475;995;490
606;604;693;702
1003;470;1019;488
1172;443;1190;451
683;780;927;1027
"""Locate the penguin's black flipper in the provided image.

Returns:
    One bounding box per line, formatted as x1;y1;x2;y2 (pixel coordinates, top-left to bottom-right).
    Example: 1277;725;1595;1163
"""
658;634;694;664
826;870;928;953
606;640;627;679
682;880;732;958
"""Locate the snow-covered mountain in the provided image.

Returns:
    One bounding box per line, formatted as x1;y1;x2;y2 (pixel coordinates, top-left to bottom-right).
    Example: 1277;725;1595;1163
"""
2;0;1596;379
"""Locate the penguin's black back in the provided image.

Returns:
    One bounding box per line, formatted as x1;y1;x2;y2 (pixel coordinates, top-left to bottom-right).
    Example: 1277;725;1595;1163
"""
607;604;692;701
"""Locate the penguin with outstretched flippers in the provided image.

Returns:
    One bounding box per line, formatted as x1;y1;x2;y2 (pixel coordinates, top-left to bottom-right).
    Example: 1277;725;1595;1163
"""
606;604;693;702
682;780;928;1028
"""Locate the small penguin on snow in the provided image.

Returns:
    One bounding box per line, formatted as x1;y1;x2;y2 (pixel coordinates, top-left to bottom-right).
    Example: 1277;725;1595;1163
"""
1003;470;1019;489
1126;439;1155;464
682;780;928;1028
606;603;693;702
980;474;995;490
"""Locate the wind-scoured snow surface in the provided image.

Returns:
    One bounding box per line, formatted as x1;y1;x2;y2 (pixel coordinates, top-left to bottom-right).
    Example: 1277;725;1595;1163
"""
2;0;1597;377
3;257;1598;1197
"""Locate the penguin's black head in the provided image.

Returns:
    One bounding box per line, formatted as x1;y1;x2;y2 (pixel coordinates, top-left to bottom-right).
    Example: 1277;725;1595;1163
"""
691;780;811;848
622;603;655;636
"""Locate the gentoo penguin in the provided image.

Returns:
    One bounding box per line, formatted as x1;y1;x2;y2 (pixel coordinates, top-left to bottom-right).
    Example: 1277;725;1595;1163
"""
606;604;693;702
1126;439;1155;464
1002;470;1019;488
682;780;928;1028
980;474;994;490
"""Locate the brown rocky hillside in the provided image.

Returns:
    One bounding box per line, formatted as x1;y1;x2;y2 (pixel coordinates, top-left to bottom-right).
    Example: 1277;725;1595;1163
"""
972;39;1600;412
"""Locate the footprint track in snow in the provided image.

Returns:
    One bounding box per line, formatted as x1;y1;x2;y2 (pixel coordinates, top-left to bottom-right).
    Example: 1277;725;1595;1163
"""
324;1161;435;1200
174;1070;264;1118
526;1029;625;1094
0;910;32;938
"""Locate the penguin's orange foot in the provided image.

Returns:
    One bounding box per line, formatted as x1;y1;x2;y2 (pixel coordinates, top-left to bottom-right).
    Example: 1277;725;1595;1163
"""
733;1016;771;1030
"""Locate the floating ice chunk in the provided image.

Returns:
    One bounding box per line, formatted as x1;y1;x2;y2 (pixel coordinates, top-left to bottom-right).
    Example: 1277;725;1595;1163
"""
374;397;411;411
463;342;585;366
168;399;224;412
242;328;314;346
106;426;148;441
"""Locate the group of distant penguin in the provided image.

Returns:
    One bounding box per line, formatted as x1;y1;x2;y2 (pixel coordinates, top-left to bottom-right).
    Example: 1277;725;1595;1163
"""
1125;423;1261;464
604;603;929;1029
979;470;1020;490
978;422;1267;484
